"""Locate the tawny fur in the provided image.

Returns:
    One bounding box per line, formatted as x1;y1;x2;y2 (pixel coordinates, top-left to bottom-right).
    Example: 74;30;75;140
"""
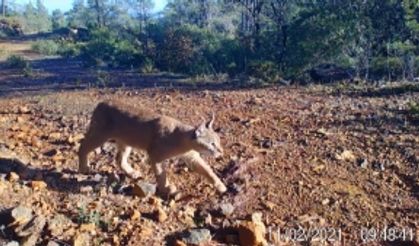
78;99;227;197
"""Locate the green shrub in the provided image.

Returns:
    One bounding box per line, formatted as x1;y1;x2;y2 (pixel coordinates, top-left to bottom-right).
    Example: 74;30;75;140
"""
57;41;82;58
371;56;403;78
0;30;7;38
0;48;6;57
248;60;282;83
81;27;144;68
415;56;419;76
139;58;155;74
159;26;196;73
6;55;29;69
408;100;419;116
156;24;245;76
31;40;60;55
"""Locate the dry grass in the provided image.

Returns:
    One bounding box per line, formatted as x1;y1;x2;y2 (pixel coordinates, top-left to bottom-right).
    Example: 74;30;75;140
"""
0;40;40;60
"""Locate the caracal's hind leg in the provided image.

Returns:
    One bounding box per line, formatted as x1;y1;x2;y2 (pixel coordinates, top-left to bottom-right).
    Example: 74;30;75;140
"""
181;151;227;193
78;128;109;174
116;144;141;179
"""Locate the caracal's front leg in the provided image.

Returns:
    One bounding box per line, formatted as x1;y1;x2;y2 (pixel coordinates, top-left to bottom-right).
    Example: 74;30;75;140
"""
116;144;141;179
181;151;227;193
151;161;177;198
78;131;109;174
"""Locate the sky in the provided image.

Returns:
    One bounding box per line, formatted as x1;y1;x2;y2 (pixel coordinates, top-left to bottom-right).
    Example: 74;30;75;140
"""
14;0;168;13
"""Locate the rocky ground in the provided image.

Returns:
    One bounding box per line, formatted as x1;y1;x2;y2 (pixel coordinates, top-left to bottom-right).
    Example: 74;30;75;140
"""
0;38;418;246
0;82;418;246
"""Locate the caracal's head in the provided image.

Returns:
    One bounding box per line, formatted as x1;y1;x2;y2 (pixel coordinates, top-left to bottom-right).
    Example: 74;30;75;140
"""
193;113;223;158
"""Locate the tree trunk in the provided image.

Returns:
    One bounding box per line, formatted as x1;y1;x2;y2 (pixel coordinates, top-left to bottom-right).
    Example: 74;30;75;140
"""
95;0;103;27
2;0;6;17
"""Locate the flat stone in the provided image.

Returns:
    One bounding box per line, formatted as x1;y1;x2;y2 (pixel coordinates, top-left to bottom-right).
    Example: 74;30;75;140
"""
183;228;212;245
132;181;156;198
10;205;33;226
47;213;73;237
46;241;60;246
18;216;46;246
3;241;19;246
220;203;234;216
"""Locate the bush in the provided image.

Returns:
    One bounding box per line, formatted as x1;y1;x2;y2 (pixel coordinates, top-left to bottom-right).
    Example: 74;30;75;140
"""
0;30;7;38
81;28;144;68
371;57;403;79
6;55;29;69
156;24;246;76
248;60;282;83
139;58;155;74
57;41;82;58
31;40;60;55
159;26;196;73
415;56;419;76
409;100;419;115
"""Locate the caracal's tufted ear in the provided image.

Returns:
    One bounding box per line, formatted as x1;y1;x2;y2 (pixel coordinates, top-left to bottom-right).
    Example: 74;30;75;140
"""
206;112;215;129
194;121;207;138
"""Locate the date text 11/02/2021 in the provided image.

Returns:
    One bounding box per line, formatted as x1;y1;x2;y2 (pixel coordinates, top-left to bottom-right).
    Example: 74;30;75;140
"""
267;226;415;243
267;227;342;243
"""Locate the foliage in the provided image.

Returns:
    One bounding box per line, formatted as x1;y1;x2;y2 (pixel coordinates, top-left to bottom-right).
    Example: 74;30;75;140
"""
155;24;245;76
248;60;282;83
4;0;419;82
408;100;419;117
31;40;60;55
371;57;404;79
57;41;83;58
20;0;51;33
77;206;101;225
403;0;419;38
5;54;29;69
51;9;66;30
80;27;145;68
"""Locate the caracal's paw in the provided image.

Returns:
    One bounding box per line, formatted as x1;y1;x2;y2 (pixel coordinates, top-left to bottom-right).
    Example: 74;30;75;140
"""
215;182;227;194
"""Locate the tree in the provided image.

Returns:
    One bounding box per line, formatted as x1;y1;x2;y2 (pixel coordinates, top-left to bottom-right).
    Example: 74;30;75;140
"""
136;0;154;33
51;9;65;29
403;0;419;41
2;0;6;17
67;0;90;27
36;0;50;31
87;0;109;27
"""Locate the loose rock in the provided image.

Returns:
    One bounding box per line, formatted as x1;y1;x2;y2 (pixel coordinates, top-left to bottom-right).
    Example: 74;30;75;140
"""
358;158;368;169
173;240;187;246
48;213;73;237
7;172;19;182
30;181;47;191
73;233;91;246
18;216;46;246
130;210;141;221
47;241;60;246
236;213;267;246
336;150;356;162
220;203;235;217
155;207;167;223
10;205;33;227
4;241;19;246
132;181;156;198
183;228;212;245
